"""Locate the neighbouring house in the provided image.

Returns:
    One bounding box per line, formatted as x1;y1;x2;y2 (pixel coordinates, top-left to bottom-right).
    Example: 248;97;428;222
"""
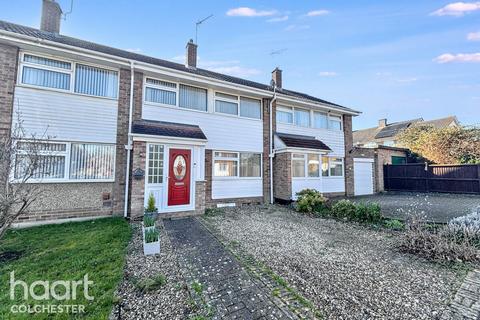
0;0;361;223
353;116;459;148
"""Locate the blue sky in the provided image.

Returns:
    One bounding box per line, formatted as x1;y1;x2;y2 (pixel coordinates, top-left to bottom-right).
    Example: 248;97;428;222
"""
2;1;479;129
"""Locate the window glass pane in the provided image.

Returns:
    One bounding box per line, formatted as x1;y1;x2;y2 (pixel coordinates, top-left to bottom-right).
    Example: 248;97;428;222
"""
322;156;329;176
214;152;238;158
15;154;65;180
240;153;261;177
17;142;66;152
179;84;207;111
24;54;71;69
146;78;176;88
329;115;342;130
313;112;328;129
145;87;176;105
147;144;164;184
277;110;293;124
22;66;70;90
75;64;118;98
214;160;238;177
215;100;238;115
292;159;305;177
215;92;237;100
240;97;261;119
295;109;310;127
70;144;115;180
308;154;320;177
329;158;343;176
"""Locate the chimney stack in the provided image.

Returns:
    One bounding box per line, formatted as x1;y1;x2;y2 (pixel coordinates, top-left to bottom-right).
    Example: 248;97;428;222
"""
272;67;282;89
40;0;62;33
185;39;197;69
378;119;387;127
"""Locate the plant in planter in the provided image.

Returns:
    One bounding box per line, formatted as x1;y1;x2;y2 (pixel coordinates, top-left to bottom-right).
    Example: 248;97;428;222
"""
143;229;160;256
144;193;158;216
142;215;156;233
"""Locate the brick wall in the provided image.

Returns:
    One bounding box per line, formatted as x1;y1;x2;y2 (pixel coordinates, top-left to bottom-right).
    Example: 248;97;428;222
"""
133;71;143;121
130;140;146;218
376;148;407;192
0;44;18;143
273;152;292;201
262;98;275;203
343;115;354;196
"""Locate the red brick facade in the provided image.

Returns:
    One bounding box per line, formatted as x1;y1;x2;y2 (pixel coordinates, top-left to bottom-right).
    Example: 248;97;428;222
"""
273;152;292;201
343;115;355;196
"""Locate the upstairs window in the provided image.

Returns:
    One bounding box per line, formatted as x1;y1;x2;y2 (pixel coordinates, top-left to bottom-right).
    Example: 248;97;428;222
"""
294;108;311;127
21;54;71;90
75;64;118;98
145;78;177;106
277;106;294;124
214;93;262;119
313;111;328;129
240;97;261;119
215;92;238;115
179;84;207;111
329;115;342;130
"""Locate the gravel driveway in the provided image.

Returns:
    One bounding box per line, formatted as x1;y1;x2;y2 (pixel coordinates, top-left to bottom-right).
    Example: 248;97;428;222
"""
351;192;480;223
204;205;465;320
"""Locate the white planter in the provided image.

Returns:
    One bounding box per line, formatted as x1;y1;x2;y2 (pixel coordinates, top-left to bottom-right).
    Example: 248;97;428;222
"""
142;225;155;234
143;239;160;255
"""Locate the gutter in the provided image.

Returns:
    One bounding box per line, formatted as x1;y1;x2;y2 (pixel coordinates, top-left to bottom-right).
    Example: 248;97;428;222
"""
269;86;277;204
123;61;135;218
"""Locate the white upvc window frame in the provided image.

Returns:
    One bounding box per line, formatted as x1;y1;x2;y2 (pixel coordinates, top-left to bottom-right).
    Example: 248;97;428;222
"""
18;51;120;100
213;150;263;179
11;140;116;184
213;91;262;120
144;77;179;107
294;108;311;127
321;156;344;178
277;103;343;131
291;152;321;179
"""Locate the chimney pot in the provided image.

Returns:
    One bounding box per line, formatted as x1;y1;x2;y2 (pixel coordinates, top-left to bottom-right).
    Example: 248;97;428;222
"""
185;39;198;69
378;119;387;127
40;0;62;33
272;67;282;89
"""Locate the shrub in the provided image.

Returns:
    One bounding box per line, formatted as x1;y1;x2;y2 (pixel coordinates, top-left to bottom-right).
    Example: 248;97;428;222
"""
295;189;328;214
447;211;480;246
143;215;155;227
144;229;159;243
400;216;480;263
134;273;166;292
145;193;157;213
204;207;224;216
384;219;405;231
362;202;382;223
331;200;356;219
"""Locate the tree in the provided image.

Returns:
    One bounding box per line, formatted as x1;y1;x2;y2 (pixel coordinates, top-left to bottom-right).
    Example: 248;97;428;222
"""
0;117;48;239
397;125;480;164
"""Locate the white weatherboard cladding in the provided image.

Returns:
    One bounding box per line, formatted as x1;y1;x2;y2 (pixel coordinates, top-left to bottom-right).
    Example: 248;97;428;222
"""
276;123;345;157
143;103;263;152
354;159;374;195
13;87;118;143
212;179;263;199
291;177;345;199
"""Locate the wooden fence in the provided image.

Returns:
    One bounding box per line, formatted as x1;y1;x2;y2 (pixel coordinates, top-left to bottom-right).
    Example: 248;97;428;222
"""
384;163;480;194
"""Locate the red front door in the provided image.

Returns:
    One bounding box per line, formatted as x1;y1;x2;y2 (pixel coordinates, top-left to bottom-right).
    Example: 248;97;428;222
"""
168;149;191;206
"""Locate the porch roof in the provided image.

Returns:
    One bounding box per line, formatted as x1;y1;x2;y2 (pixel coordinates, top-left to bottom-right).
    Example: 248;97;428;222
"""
275;133;332;152
132;120;207;140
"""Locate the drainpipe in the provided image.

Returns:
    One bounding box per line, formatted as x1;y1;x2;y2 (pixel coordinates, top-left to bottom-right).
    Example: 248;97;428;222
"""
269;86;277;204
123;61;135;218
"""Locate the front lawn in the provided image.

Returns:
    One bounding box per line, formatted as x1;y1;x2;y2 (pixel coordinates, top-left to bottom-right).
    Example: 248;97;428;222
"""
0;217;131;320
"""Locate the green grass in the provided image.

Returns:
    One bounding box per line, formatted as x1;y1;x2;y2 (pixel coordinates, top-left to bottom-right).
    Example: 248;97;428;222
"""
0;217;131;320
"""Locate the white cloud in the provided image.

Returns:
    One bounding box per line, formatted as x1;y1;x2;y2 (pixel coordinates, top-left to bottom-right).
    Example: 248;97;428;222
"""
319;71;337;77
125;48;143;53
434;53;480;63
284;24;310;31
207;66;261;77
267;15;289;22
396;77;417;83
305;9;330;17
431;2;480;16
226;7;277;17
467;31;480;41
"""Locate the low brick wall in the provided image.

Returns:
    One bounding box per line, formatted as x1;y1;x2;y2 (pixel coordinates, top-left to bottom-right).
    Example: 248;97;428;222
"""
17;182;114;222
273;152;292;201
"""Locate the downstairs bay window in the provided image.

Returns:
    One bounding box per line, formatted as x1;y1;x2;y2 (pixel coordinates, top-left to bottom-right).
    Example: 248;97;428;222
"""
13;142;115;182
213;151;261;178
322;156;344;177
292;153;320;178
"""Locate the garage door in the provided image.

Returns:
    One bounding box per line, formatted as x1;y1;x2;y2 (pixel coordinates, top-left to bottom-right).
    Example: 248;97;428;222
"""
354;158;374;195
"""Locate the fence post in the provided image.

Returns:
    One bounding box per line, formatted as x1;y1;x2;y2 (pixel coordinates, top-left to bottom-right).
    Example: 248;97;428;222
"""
384;164;388;191
477;164;480;194
424;162;429;193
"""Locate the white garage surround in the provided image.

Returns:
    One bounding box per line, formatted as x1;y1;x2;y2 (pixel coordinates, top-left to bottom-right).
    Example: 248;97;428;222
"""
353;158;375;196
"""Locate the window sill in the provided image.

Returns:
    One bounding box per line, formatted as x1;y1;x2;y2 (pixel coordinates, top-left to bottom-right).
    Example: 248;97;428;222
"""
11;179;115;184
212;177;262;181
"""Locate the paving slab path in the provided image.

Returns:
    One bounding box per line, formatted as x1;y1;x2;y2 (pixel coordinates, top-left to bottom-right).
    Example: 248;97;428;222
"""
441;269;480;320
164;217;297;320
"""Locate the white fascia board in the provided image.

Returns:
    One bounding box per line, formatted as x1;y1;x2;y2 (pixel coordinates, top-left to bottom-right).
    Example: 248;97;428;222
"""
276;95;361;116
275;147;331;154
131;133;207;146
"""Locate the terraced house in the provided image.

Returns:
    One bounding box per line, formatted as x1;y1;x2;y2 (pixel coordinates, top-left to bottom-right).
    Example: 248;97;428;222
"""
0;0;360;223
